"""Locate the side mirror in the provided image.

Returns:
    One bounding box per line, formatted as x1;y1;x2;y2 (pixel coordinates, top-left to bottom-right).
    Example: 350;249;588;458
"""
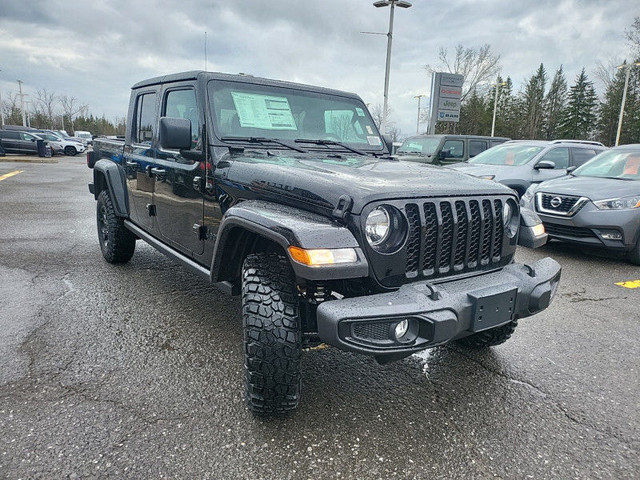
158;117;192;150
566;165;577;173
381;134;393;154
534;160;555;170
31;138;36;142
438;150;448;160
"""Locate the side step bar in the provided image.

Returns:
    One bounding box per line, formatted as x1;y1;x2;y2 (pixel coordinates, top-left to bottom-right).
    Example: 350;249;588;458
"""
124;220;239;295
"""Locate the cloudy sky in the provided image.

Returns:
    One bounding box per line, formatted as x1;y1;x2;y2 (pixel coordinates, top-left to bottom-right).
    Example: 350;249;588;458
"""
0;0;637;136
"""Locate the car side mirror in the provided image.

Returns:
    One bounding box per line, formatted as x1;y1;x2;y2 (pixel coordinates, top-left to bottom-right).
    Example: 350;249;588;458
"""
438;150;448;160
534;160;555;170
566;165;577;173
381;134;393;154
31;138;36;142
158;117;192;150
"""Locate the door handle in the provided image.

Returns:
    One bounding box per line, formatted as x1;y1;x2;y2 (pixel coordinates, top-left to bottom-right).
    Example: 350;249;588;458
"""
193;176;202;191
150;168;166;176
125;160;137;167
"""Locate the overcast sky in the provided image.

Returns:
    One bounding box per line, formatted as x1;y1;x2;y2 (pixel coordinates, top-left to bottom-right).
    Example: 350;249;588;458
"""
0;0;637;136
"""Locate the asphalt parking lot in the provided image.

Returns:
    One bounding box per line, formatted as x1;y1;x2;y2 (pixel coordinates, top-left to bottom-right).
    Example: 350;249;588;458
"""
0;157;638;479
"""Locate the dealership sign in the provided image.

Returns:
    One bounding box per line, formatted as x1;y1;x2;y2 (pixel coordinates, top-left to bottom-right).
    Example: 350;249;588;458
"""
428;72;464;132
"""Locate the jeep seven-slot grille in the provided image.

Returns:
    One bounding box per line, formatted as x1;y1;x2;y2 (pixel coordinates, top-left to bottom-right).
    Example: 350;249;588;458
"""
405;198;505;278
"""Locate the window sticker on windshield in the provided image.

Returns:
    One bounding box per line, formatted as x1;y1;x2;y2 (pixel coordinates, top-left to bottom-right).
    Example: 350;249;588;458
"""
407;142;423;151
355;107;365;117
367;136;382;146
231;92;297;130
365;125;373;135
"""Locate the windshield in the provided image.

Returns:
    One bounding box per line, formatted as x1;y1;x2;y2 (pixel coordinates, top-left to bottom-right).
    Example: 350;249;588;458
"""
468;143;544;166
208;80;383;150
397;137;440;155
573;149;640;180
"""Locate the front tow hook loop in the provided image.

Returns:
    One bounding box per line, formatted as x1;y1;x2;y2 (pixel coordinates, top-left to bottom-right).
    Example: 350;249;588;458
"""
425;283;441;301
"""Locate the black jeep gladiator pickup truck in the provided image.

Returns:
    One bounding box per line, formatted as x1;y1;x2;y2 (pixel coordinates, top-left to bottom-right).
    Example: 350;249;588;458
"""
88;71;559;415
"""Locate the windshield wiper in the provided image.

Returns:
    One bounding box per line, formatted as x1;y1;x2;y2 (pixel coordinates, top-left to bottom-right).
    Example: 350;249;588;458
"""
220;136;307;153
294;138;368;156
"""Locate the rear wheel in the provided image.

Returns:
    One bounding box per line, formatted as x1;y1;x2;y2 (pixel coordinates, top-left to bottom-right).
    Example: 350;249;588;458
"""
242;252;302;415
64;145;77;156
96;190;136;263
456;320;519;348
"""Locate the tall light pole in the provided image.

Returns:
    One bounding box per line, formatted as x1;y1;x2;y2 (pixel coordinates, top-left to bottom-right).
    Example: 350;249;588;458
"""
615;61;640;146
414;94;425;134
0;68;4;126
491;80;507;137
373;0;412;135
17;80;26;127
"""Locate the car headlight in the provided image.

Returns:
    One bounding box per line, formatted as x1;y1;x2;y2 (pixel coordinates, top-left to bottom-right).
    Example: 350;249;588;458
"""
478;175;495;180
503;199;519;238
365;207;391;246
593;195;640;210
364;205;407;253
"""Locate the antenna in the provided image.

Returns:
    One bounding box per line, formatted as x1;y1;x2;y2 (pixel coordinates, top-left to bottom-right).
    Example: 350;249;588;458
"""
204;31;208;71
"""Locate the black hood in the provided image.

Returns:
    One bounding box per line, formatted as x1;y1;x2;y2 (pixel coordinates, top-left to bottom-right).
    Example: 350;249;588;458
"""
224;152;514;214
537;175;640;201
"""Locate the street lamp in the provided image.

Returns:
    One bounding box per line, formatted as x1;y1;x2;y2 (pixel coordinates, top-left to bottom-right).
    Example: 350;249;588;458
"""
414;94;425;134
373;0;412;135
490;80;508;137
615;61;640;146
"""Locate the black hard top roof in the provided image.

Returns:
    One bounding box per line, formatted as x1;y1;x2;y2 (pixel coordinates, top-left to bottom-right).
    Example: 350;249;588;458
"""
405;134;511;141
132;70;361;99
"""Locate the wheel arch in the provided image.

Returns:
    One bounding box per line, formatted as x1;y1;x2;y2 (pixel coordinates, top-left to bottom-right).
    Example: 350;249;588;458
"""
92;159;129;217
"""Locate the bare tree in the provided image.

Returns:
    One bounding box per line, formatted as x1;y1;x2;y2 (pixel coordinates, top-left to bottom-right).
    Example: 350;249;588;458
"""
626;16;640;56
35;89;58;128
59;95;88;131
425;44;501;102
369;103;395;130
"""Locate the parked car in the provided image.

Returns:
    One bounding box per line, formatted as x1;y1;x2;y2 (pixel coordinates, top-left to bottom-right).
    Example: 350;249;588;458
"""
87;70;559;415
449;140;606;197
34;131;85;156
395;134;510;165
0;130;48;155
520;144;640;263
73;130;93;145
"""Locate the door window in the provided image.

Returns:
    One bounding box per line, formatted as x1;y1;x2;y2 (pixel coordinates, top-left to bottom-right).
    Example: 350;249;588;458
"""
571;148;598;167
469;140;488;157
540;147;569;169
135;92;158;144
164;89;200;147
442;140;464;159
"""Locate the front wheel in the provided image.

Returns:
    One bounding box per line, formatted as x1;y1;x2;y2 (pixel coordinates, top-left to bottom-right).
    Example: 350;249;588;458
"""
455;320;519;348
242;252;302;415
64;145;77;156
96;190;136;263
628;236;640;265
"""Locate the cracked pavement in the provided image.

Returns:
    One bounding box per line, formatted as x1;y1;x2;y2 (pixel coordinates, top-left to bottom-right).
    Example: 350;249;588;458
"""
0;158;638;478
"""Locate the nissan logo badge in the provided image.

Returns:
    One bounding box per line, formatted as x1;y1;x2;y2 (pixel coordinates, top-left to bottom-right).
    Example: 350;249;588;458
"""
550;196;563;208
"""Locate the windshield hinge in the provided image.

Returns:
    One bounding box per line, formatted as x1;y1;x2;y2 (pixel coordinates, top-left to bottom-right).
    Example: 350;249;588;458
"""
332;195;353;221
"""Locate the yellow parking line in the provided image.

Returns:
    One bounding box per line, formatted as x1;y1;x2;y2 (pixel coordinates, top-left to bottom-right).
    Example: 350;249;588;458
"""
0;170;23;182
615;280;640;289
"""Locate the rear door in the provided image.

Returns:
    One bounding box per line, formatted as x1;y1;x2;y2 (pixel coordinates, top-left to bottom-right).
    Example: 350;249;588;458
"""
570;147;599;168
19;133;40;154
124;89;159;232
153;84;205;256
469;139;488;159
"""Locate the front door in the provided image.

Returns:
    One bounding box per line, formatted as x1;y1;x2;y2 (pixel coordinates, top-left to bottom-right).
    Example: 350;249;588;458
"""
153;86;205;256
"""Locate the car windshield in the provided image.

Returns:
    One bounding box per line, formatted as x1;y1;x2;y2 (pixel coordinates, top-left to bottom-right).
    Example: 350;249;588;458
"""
573;149;640;180
396;137;440;155
468;143;544;166
208;79;383;150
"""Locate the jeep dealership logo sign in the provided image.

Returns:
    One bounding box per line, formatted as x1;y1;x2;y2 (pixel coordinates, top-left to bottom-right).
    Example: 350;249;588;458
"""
428;72;464;131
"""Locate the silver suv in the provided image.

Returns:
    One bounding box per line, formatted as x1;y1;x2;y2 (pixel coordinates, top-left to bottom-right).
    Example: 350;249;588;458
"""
448;140;606;197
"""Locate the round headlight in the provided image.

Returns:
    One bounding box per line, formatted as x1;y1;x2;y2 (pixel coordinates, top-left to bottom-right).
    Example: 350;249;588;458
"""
503;201;513;226
365;207;391;246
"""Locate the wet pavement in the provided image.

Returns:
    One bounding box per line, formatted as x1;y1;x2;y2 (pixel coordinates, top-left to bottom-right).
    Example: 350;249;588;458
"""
0;157;638;478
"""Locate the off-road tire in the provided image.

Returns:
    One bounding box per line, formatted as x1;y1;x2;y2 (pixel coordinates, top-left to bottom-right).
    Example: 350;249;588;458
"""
456;319;519;348
242;252;302;415
96;189;136;263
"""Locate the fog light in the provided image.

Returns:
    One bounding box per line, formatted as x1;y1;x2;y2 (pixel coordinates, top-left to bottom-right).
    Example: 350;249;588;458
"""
394;319;409;339
532;223;545;236
601;231;622;241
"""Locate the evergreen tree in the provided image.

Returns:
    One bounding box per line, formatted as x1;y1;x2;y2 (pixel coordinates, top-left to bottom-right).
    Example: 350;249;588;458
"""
459;89;490;135
543;66;568;139
596;65;631;145
521;63;547;139
558;68;598;139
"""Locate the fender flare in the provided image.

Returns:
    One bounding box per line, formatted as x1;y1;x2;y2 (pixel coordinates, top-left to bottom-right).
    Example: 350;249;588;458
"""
210;200;369;282
93;159;129;217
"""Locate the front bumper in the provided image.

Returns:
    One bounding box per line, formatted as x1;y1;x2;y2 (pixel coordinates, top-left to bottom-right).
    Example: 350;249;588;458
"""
316;257;561;358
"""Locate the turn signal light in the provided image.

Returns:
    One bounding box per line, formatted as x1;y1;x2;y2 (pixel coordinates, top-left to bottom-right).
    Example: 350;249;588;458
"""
532;224;545;236
288;246;357;266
